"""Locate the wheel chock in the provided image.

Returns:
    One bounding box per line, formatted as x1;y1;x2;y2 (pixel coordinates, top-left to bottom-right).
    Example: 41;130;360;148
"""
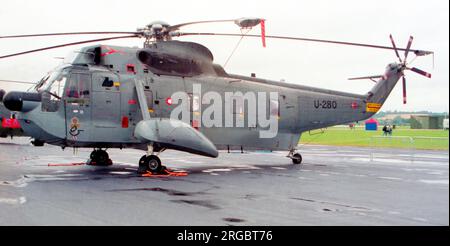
48;162;86;167
140;167;188;177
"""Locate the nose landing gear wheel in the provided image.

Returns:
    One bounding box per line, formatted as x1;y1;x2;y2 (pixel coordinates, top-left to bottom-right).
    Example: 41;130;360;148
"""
292;153;302;165
138;155;163;174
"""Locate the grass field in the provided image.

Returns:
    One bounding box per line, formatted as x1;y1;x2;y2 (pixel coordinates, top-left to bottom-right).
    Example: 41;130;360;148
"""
300;126;449;150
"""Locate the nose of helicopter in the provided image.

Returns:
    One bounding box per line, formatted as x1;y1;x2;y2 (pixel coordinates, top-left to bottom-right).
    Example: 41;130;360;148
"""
3;91;41;112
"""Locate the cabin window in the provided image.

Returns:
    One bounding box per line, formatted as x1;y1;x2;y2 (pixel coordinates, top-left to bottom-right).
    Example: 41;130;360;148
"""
66;73;90;98
101;77;114;87
92;73;119;91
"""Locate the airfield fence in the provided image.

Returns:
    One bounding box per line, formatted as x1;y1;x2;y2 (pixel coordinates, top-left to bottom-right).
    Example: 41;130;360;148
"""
369;136;449;162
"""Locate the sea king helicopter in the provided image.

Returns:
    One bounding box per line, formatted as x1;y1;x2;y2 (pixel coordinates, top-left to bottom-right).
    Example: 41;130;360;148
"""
0;18;433;173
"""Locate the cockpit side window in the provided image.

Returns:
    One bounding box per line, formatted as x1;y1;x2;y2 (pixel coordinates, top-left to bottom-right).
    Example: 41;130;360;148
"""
41;70;68;112
66;74;91;98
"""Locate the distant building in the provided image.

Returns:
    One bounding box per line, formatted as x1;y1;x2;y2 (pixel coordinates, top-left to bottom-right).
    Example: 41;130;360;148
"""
365;118;378;131
410;115;445;129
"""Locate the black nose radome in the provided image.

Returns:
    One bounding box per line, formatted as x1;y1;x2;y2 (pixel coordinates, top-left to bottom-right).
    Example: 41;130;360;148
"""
3;91;23;111
3;91;41;112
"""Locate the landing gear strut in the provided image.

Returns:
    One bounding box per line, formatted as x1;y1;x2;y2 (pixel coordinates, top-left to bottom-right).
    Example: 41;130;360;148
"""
137;144;166;174
87;149;113;166
288;150;302;165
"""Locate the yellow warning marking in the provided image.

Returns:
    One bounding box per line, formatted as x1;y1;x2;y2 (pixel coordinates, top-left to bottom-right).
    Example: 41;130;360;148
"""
366;103;382;113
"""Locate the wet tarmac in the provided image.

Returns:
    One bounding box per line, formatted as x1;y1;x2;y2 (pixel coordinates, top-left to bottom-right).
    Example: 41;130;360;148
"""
0;137;448;225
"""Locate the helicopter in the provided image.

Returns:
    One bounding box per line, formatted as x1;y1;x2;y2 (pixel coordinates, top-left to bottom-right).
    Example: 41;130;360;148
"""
0;18;433;174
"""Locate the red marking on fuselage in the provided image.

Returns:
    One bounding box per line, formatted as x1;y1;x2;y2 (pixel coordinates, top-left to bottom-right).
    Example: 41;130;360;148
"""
101;46;125;57
122;116;129;128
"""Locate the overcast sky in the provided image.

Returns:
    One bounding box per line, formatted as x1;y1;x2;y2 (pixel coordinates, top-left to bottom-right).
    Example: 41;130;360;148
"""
0;0;448;112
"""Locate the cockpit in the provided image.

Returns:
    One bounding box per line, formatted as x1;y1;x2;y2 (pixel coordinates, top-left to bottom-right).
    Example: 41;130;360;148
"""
34;67;69;95
37;65;92;112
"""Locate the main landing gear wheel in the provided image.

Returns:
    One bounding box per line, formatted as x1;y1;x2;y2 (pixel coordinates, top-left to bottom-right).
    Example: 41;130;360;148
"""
88;149;113;166
292;153;302;165
138;155;163;174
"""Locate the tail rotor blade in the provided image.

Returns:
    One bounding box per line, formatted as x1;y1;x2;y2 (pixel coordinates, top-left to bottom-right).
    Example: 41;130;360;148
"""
410;67;432;78
404;36;413;62
402;76;407;104
390;34;402;63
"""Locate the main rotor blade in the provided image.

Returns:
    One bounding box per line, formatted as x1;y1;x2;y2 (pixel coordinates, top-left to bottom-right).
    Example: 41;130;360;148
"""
404;36;413;62
168;18;263;32
168;19;237;32
0;32;140;39
178;32;434;56
0;79;35;85
402;76;407;104
0;35;139;59
389;34;402;63
410;67;432;78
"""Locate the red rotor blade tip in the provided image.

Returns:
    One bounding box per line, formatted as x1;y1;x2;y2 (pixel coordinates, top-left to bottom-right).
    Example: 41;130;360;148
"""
411;67;432;78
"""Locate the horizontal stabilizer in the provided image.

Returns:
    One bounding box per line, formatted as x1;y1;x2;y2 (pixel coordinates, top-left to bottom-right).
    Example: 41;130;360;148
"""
134;119;218;158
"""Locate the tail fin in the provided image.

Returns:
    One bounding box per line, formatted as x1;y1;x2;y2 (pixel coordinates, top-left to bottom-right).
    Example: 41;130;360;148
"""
364;63;404;105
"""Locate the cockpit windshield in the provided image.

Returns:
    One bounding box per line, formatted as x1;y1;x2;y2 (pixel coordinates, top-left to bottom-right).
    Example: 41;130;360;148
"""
34;67;69;97
38;67;70;113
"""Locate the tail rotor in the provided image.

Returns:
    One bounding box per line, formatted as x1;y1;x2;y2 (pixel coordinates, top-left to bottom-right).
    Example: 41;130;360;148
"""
389;34;432;104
